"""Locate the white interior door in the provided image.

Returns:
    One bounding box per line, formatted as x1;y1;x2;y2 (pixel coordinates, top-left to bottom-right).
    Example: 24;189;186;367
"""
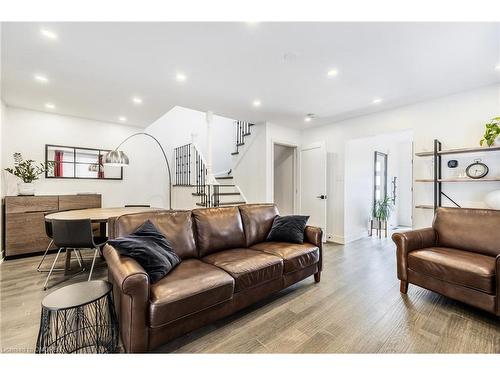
300;142;327;237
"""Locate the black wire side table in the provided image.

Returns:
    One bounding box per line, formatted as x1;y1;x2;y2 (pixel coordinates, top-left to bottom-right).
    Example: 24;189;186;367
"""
36;280;118;353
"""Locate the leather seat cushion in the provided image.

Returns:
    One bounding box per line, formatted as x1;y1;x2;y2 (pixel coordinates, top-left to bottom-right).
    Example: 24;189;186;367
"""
202;248;283;292
251;242;319;273
408;247;496;294
149;259;235;327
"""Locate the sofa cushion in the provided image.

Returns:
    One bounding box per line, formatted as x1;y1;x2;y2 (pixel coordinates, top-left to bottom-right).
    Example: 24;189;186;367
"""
433;207;500;257
202;248;283;292
193;206;246;257
251;242;319;273
149;259;235;328
239;204;279;247
113;210;197;259
408;247;496;294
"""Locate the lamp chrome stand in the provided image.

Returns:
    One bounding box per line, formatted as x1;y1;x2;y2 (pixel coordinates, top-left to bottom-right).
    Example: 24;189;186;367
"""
104;132;173;209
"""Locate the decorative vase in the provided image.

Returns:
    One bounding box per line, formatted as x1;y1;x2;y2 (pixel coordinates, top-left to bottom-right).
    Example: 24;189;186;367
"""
18;182;35;196
485;190;500;210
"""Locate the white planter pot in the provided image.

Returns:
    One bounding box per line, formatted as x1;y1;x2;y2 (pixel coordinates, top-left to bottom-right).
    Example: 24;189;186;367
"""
18;182;35;196
495;138;500;147
485;190;500;210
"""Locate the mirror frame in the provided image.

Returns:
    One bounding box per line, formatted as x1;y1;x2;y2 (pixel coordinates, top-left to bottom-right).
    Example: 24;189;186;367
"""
45;144;123;180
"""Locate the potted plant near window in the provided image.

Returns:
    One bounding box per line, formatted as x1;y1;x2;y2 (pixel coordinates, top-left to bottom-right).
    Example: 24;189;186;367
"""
371;196;394;238
480;117;500;147
4;153;53;195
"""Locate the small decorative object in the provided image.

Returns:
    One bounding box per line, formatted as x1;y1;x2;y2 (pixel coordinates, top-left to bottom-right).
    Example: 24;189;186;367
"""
480;117;500;147
447;160;458;168
465;159;489;179
485;190;500;210
4;153;53;195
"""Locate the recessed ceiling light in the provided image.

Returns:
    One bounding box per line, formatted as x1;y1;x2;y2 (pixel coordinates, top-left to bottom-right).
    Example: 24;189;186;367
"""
327;69;338;77
40;28;58;40
372;98;383;104
252;100;261;108
118;116;127;122
495;64;500;71
304;113;316;123
45;103;55;109
175;73;187;82
34;74;49;83
132;97;143;104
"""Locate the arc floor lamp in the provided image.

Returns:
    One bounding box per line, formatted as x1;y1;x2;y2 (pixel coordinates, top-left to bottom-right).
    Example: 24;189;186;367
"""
104;132;173;209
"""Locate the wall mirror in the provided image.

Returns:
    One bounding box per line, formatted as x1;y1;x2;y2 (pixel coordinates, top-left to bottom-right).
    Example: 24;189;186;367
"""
45;144;123;180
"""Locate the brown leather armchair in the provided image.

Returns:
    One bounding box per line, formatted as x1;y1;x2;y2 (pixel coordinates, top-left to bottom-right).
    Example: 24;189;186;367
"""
392;207;500;315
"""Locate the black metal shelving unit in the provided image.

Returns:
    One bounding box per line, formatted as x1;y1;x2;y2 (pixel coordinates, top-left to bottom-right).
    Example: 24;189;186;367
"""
415;139;500;212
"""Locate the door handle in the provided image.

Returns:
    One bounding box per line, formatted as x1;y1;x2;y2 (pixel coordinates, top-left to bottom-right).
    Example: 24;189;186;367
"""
316;195;327;200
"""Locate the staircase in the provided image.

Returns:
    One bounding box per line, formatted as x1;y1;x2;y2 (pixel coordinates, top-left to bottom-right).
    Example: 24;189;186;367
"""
173;120;255;208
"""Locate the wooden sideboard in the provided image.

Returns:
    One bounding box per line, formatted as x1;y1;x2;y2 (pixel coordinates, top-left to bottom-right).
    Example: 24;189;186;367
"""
2;194;101;258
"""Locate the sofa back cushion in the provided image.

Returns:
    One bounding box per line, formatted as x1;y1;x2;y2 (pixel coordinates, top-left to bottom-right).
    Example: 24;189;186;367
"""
239;204;279;247
193;206;246;256
113;210;197;259
433;207;500;257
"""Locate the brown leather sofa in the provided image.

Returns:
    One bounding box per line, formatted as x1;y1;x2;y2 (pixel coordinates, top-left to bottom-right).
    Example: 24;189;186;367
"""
392;207;500;315
103;204;322;352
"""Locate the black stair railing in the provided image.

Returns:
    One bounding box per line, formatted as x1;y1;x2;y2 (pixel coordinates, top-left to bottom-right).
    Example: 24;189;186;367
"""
175;143;221;207
233;121;255;155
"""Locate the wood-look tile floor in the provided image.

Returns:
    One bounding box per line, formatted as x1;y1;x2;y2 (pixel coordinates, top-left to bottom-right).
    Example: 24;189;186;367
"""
1;237;500;353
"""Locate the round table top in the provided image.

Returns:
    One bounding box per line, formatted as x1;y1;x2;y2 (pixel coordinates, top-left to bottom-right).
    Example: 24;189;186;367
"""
42;280;112;310
45;206;161;222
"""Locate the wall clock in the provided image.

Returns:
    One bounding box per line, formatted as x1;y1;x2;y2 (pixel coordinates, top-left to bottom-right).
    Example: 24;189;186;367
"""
465;160;489;179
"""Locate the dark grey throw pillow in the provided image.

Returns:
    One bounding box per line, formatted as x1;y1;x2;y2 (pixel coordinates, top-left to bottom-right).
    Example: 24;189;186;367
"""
108;220;181;283
266;215;309;244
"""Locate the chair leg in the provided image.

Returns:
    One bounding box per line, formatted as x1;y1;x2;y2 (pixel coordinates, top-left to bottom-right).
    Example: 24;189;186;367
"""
73;248;83;268
400;281;408;294
88;248;99;281
37;240;64;273
43;247;63;290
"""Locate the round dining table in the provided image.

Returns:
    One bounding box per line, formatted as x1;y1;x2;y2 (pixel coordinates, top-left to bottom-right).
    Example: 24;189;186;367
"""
44;206;161;274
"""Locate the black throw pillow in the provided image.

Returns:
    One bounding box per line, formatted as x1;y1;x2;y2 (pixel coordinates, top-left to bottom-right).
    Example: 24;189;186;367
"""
266;215;309;244
107;220;181;283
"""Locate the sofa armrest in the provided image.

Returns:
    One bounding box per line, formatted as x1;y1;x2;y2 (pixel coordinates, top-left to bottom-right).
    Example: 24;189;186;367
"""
305;225;323;271
392;228;436;281
104;244;150;353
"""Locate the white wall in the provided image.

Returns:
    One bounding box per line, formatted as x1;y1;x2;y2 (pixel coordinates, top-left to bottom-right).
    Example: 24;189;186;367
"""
233;121;301;205
344;130;413;243
1;106;140;207
302;84;500;243
0;99;5;259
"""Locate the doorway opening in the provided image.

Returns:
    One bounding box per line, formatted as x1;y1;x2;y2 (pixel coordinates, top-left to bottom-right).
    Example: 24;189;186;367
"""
344;130;413;242
273;143;297;215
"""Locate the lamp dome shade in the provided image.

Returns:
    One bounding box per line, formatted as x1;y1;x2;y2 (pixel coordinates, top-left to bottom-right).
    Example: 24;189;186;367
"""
104;150;129;167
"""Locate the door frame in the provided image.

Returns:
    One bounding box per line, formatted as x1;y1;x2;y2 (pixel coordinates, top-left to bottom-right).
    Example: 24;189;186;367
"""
270;139;299;214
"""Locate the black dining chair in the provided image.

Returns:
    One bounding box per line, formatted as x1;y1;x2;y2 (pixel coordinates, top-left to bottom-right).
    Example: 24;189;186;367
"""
38;212;82;273
43;219;108;290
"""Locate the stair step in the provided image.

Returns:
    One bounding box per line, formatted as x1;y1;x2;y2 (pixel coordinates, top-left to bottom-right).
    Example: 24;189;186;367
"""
216;176;233;180
236;142;245;146
243;132;251;136
192;192;240;197
231;152;239;155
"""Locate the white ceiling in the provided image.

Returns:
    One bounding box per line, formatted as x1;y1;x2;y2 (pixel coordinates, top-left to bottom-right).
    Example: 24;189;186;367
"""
2;22;499;129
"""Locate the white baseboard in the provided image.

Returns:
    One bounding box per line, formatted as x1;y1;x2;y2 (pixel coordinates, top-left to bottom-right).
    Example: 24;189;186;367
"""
327;231;368;245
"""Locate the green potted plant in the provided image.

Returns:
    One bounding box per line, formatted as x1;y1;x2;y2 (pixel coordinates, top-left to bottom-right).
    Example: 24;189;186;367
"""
374;196;394;222
4;153;53;195
480;117;500;147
